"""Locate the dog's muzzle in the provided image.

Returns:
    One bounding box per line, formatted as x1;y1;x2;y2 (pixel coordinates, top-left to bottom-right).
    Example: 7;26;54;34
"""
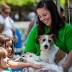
44;45;48;49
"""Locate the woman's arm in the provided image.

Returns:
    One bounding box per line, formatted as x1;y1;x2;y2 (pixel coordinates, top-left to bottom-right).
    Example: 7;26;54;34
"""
63;24;72;71
63;51;72;72
25;24;38;54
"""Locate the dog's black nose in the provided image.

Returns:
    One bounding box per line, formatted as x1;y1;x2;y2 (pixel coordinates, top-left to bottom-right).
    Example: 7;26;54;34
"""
44;45;48;49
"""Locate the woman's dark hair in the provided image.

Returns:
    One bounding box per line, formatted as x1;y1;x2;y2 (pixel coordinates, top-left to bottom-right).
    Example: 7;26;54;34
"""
36;0;65;38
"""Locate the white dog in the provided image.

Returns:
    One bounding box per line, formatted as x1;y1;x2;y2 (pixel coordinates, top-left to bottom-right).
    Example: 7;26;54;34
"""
20;52;63;72
38;34;72;72
38;35;66;64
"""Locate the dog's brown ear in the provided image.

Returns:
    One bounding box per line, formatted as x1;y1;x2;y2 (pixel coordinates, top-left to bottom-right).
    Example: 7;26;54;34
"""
37;35;44;42
37;35;41;42
49;34;56;39
36;35;41;43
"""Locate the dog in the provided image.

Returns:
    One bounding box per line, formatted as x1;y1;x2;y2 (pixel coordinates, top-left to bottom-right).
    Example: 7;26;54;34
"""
38;34;67;64
38;34;72;72
17;52;63;72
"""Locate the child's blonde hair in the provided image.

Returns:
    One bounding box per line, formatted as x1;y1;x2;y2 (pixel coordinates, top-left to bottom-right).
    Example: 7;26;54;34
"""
0;47;6;60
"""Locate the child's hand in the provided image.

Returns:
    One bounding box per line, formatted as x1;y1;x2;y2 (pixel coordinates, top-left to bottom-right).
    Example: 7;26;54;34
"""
30;63;43;69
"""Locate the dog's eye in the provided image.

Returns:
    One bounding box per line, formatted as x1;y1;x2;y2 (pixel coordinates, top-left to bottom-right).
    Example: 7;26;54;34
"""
48;40;51;43
43;39;46;42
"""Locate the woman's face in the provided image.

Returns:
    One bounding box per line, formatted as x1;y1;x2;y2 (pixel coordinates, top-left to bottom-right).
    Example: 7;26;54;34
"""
37;7;52;27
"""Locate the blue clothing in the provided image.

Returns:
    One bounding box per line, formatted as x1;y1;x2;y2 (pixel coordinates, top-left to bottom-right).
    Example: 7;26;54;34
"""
13;28;22;48
11;68;23;72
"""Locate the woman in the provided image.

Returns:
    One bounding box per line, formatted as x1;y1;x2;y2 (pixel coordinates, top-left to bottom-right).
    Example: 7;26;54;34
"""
25;0;72;71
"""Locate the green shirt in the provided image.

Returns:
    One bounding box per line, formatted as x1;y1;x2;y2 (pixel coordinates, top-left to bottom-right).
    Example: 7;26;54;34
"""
25;23;72;55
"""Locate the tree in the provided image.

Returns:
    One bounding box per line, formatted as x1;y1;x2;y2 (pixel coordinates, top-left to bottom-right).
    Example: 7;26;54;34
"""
0;0;38;7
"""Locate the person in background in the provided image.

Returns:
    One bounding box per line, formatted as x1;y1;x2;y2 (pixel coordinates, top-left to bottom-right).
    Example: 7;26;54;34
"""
60;7;66;22
0;4;15;39
13;28;22;55
0;22;10;47
24;12;37;42
14;13;19;21
24;0;72;72
27;12;37;31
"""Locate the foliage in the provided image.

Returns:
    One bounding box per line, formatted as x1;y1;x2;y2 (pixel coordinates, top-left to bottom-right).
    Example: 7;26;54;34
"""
0;0;38;7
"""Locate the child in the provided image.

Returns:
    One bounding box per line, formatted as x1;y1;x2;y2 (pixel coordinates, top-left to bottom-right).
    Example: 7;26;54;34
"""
0;22;14;58
0;47;42;71
4;38;14;58
0;47;11;72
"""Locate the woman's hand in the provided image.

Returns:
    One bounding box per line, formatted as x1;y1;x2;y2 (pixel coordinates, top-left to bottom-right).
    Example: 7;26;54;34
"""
62;63;69;72
62;51;72;72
